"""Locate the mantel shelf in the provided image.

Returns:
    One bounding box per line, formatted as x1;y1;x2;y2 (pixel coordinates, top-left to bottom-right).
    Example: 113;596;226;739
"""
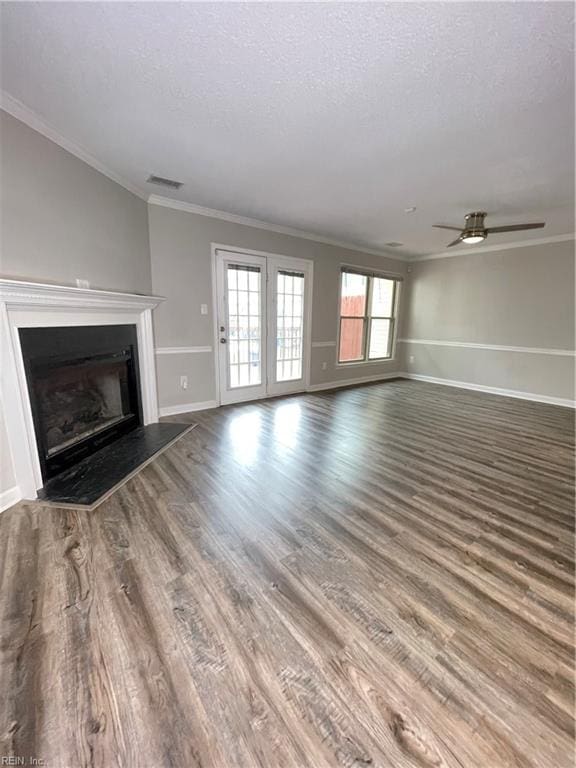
0;278;165;311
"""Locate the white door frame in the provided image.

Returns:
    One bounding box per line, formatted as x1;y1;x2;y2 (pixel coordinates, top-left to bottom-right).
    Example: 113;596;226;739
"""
211;243;313;406
215;249;268;405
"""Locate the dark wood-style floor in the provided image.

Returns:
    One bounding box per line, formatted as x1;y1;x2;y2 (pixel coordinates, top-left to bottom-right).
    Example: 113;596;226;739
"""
1;380;574;768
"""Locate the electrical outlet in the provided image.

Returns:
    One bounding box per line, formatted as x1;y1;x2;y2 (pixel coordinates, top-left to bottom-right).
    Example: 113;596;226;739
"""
76;278;90;289
180;375;188;390
200;304;208;315
321;362;328;371
409;355;415;364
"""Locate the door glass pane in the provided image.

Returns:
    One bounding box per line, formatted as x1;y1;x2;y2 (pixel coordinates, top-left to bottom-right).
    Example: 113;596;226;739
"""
227;264;261;388
339;318;365;361
340;272;367;316
370;277;395;316
276;270;305;382
368;319;391;359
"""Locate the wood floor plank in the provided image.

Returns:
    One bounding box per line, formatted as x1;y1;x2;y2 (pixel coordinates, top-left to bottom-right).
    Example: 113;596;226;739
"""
0;379;573;767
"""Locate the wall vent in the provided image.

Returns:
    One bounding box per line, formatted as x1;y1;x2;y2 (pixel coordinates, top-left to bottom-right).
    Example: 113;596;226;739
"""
146;175;183;190
385;241;403;247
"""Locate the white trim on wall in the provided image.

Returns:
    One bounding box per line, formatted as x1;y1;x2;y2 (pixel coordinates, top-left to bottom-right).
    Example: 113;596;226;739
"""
159;369;574;417
0;486;21;514
398;338;575;357
150;195;408;262
306;371;401;392
312;341;337;348
159;373;402;414
156;346;212;355
401;373;575;409
159;400;218;417
412;233;575;262
1;91;147;200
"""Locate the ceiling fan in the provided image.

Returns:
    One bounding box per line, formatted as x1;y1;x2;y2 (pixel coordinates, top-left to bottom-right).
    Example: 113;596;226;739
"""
433;212;545;248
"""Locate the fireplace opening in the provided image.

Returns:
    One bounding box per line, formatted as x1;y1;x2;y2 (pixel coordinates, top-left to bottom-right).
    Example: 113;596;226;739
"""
20;325;142;481
38;356;134;456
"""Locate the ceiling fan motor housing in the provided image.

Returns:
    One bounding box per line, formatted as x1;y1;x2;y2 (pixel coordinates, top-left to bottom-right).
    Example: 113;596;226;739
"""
464;211;488;237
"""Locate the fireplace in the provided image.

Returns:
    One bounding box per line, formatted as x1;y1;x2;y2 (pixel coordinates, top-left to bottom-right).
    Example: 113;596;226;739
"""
19;325;143;481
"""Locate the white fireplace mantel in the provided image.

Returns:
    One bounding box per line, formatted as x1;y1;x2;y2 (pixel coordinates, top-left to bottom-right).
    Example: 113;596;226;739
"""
0;278;165;502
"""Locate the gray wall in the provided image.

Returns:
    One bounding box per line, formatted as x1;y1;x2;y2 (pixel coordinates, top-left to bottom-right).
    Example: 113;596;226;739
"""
149;204;407;409
0;111;151;293
0;111;152;498
399;240;575;401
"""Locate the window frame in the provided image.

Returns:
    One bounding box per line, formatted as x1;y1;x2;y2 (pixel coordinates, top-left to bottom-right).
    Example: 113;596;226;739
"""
337;267;401;366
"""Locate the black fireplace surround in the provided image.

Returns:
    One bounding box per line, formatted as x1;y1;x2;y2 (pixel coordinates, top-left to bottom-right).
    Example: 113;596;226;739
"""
20;325;143;481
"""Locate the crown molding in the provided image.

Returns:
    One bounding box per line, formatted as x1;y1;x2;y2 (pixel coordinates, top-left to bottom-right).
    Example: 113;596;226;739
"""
1;90;147;200
147;194;410;262
5;89;570;264
411;233;575;261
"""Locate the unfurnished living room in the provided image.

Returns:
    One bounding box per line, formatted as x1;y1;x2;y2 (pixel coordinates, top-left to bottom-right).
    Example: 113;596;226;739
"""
0;2;574;767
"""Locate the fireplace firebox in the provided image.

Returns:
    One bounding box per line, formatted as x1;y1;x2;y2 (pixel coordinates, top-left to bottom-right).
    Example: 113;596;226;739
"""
19;325;143;481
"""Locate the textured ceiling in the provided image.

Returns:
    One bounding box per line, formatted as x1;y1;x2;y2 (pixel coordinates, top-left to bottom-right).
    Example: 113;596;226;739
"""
1;1;574;257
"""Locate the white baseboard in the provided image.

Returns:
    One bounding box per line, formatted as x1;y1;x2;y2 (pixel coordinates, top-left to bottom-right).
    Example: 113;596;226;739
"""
306;371;402;392
158;375;403;413
401;373;575;409
159;400;218;417
0;486;22;513
159;372;574;413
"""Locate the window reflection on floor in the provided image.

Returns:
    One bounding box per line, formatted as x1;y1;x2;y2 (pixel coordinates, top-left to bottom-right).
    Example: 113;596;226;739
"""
273;402;302;452
227;410;262;465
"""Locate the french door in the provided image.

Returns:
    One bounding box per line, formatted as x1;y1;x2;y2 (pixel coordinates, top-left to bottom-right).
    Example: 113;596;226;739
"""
215;249;312;405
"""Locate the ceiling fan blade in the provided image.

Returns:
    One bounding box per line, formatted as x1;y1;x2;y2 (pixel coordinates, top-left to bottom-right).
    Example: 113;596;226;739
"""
486;223;545;233
447;236;463;247
433;224;463;231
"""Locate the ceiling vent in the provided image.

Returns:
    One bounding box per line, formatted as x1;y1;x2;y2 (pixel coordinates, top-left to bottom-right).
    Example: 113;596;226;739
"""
385;241;403;247
146;175;183;190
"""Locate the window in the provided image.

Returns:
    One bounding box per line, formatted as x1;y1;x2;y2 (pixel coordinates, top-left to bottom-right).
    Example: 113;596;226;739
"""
276;269;305;382
338;269;400;363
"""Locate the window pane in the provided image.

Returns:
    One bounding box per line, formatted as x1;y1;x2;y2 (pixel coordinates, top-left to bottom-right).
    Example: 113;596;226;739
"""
339;318;365;362
238;364;250;386
237;269;248;291
340;272;367;317
227;264;262;388
276;270;305;382
238;340;249;363
249;359;261;385
238;291;249;315
368;319;391;359
370;277;395;317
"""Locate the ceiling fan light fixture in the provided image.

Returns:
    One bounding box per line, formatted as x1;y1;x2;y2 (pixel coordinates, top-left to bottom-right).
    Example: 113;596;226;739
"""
461;233;486;244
